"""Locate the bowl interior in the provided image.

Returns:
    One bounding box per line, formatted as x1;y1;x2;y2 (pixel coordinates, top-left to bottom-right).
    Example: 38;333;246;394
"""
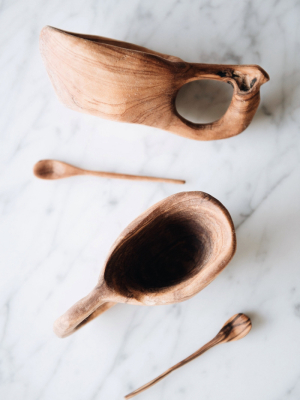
104;200;230;300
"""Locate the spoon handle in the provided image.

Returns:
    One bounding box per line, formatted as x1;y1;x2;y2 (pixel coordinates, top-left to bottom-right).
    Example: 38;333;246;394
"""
84;170;185;185
124;336;221;399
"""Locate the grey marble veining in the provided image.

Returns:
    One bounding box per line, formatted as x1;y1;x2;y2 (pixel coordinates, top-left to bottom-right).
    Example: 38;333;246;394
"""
0;0;300;399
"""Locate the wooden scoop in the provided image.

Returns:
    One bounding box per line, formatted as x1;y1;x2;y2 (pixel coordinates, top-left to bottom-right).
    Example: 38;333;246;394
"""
53;192;236;338
125;313;251;399
33;160;185;184
40;26;269;141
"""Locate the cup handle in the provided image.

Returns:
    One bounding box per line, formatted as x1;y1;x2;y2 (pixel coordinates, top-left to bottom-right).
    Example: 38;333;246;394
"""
171;64;269;140
54;287;116;338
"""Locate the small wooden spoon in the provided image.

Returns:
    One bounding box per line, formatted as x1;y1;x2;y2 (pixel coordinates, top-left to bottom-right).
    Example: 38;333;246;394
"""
33;160;185;185
125;313;251;399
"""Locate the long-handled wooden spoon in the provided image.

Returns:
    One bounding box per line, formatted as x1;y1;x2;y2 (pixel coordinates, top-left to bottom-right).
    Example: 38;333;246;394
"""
125;313;251;399
33;160;185;185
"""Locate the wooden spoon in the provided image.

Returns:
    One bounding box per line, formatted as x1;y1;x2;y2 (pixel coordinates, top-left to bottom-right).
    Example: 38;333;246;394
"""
53;192;236;338
33;160;185;185
40;26;269;141
125;313;252;399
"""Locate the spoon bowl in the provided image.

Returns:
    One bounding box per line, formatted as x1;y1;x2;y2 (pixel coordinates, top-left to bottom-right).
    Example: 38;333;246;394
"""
54;191;236;338
34;159;73;180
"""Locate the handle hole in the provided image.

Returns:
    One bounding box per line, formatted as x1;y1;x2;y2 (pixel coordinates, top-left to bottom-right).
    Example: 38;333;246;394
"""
175;80;233;124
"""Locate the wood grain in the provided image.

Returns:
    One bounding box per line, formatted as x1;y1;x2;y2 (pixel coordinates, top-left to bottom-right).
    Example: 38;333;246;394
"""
53;191;236;338
40;26;269;141
125;314;252;399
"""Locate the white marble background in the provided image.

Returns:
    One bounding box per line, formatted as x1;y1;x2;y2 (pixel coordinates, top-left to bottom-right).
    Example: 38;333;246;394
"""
1;0;300;399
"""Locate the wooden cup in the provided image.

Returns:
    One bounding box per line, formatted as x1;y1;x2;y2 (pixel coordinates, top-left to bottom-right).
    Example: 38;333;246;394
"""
40;26;269;141
54;192;236;338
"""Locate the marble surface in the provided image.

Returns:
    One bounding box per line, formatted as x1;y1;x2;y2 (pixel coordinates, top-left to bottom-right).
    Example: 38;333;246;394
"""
1;0;300;399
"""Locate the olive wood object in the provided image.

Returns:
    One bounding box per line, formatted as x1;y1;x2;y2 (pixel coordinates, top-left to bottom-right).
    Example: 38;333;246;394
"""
40;26;269;141
33;159;185;185
54;191;236;338
125;313;251;399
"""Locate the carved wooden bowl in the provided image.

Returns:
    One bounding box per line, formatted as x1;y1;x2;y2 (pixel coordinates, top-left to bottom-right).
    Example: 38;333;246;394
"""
54;192;236;338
